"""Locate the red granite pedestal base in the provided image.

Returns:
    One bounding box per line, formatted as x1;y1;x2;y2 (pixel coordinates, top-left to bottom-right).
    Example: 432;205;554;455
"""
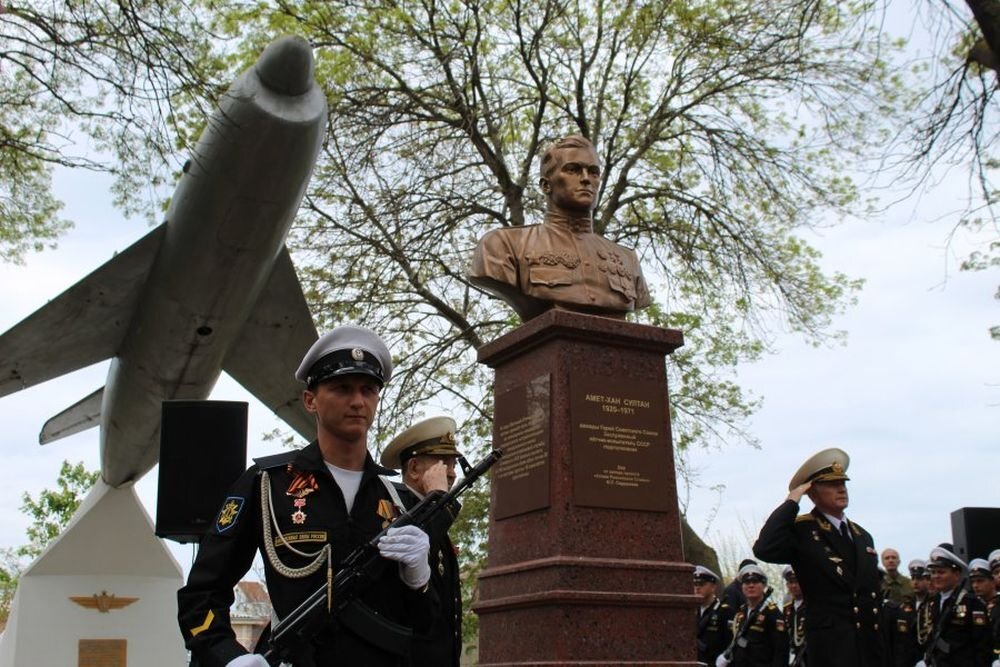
473;310;700;666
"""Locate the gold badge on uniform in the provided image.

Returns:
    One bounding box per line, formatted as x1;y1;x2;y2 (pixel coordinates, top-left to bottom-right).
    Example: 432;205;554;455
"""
377;499;397;529
215;497;244;533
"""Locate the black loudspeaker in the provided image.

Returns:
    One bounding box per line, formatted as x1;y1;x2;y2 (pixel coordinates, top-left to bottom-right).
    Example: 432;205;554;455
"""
950;507;1000;562
156;400;248;543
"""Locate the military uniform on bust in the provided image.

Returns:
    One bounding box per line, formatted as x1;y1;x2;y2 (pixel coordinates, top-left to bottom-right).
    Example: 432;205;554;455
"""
782;566;807;666
693;565;734;665
381;416;465;667
752;448;882;667
177;326;440;667
919;544;993;667
717;563;787;667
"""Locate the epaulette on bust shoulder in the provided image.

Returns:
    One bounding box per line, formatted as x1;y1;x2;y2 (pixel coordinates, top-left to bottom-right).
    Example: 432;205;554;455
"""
794;514;816;523
253;450;298;470
766;601;778;610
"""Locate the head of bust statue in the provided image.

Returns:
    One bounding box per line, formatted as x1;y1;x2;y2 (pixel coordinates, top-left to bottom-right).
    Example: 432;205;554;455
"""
539;135;602;216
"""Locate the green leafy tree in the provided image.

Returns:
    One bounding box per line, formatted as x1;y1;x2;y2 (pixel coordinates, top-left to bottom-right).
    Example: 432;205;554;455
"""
0;0;226;262
0;460;99;626
185;0;898;641
17;460;100;560
895;1;1000;339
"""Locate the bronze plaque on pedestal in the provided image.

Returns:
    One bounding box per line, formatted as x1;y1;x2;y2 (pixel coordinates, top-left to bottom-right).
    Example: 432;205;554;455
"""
79;639;126;667
493;374;551;519
570;372;671;511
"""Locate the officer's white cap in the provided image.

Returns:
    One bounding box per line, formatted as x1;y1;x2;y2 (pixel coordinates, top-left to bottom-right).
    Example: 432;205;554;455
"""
380;416;462;469
989;549;1000;572
295;325;392;387
968;558;991;578
738;563;767;583
927;543;966;572
788;447;850;490
693;565;721;584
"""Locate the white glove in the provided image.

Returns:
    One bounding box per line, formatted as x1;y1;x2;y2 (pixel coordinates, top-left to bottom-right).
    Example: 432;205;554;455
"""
715;655;731;667
378;524;431;590
225;655;269;667
991;660;999;667
914;661;926;667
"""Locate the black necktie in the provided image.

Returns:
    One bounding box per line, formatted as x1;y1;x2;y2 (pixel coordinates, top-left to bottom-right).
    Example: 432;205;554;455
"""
840;521;851;542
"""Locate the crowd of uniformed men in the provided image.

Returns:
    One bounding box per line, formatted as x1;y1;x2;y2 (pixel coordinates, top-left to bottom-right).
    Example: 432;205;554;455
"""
695;449;1000;667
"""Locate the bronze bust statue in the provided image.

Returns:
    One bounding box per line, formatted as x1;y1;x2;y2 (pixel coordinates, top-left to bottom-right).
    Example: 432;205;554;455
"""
469;135;650;321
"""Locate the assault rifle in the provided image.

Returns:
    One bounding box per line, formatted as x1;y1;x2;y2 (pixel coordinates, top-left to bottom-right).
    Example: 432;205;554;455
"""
721;586;774;663
263;448;503;663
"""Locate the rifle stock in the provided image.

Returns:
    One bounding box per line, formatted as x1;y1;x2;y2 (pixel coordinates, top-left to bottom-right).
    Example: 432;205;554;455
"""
264;448;503;661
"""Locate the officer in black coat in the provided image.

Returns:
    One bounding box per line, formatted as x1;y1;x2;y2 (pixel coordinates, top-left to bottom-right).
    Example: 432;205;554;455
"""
177;326;446;667
917;544;993;667
694;565;733;665
752;448;882;667
381;416;465;667
717;563;787;667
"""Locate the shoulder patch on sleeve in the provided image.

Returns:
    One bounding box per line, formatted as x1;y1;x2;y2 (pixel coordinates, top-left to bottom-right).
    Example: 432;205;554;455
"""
794;514;816;523
214;496;245;533
253;450;298;470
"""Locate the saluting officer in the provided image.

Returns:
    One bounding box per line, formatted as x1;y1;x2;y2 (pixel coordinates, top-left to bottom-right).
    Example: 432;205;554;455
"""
381;416;465;667
716;563;786;667
917;543;993;667
909;558;935;658
694;565;733;665
177;326;446;667
783;566;807;666
752;448;882;667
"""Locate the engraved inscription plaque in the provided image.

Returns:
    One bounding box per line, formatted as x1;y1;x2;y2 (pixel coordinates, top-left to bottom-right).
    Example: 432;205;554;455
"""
79;639;126;667
570;372;671;511
493;374;550;519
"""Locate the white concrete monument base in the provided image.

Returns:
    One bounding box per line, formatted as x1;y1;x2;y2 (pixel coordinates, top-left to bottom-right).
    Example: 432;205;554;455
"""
0;480;187;666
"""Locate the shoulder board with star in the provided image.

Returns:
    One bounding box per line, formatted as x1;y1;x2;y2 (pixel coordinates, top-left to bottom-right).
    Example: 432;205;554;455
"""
766;601;778;610
253;451;298;470
794;514;816;523
783;600;793;610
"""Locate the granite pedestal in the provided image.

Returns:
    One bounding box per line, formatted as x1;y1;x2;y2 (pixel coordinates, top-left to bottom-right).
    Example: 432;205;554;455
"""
473;310;700;666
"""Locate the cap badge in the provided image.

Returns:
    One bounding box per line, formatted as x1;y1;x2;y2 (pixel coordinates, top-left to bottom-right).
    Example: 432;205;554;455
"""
351;348;365;361
831;461;844;474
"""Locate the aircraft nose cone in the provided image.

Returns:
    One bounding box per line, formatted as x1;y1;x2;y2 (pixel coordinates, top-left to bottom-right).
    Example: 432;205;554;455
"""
255;35;315;96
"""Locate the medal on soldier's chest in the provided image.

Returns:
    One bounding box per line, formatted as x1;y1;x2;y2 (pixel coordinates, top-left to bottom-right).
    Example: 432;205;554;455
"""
286;469;318;525
291;498;307;524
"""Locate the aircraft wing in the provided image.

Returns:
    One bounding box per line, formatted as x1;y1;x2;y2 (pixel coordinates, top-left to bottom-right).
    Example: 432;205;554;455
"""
0;225;166;398
223;246;316;442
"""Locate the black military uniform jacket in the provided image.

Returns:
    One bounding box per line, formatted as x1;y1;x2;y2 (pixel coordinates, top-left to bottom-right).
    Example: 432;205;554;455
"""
987;593;1000;665
729;599;787;667
697;596;733;664
925;588;992;666
783;599;806;665
397;484;462;667
881;597;919;667
753;500;882;667
177;442;437;667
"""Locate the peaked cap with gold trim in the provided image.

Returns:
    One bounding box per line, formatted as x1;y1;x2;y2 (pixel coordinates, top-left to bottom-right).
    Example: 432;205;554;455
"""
788;447;850;490
380;416;462;469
